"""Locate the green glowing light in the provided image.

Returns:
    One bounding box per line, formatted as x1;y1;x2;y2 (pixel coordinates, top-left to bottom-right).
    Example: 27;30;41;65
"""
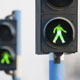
53;24;67;44
1;52;11;64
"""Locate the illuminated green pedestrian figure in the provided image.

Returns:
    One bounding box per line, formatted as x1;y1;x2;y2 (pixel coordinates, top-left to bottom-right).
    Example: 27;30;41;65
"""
1;52;11;65
53;24;67;43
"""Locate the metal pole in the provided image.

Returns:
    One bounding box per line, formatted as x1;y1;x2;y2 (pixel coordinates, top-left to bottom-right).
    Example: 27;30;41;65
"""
12;10;21;80
49;53;64;80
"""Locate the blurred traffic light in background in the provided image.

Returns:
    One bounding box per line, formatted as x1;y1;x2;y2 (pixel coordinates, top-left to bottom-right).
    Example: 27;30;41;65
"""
0;13;17;70
36;0;78;54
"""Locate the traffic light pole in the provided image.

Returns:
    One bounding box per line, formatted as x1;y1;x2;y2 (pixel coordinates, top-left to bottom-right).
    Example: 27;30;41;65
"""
12;10;21;80
49;53;64;80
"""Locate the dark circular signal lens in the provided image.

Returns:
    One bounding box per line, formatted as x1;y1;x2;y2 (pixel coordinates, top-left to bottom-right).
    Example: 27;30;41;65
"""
46;0;73;10
0;24;14;41
44;17;74;47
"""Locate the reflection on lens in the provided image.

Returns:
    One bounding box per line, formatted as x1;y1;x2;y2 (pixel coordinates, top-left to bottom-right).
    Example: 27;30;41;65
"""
46;0;73;9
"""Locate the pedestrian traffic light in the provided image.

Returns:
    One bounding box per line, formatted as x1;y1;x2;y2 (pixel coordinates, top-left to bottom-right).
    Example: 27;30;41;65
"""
0;12;17;70
36;0;78;54
45;17;74;46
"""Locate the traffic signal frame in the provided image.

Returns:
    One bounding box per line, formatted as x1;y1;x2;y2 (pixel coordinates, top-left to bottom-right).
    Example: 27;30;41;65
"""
0;16;17;70
36;0;78;54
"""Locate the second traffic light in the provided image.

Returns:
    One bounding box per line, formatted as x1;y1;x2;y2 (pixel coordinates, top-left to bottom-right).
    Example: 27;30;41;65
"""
36;0;78;54
0;12;17;70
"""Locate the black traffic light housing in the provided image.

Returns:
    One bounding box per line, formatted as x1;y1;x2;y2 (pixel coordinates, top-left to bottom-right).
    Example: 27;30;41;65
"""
36;0;78;54
0;17;17;70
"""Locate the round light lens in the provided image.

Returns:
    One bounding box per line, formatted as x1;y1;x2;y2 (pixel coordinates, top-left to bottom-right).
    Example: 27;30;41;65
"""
46;0;73;10
0;24;14;41
44;17;74;47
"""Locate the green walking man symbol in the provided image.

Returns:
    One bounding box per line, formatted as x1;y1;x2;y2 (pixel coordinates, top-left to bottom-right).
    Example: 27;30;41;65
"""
53;24;67;44
1;52;11;65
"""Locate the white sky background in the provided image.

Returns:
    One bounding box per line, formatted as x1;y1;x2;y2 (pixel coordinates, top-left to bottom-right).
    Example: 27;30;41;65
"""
65;0;80;80
0;0;79;80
